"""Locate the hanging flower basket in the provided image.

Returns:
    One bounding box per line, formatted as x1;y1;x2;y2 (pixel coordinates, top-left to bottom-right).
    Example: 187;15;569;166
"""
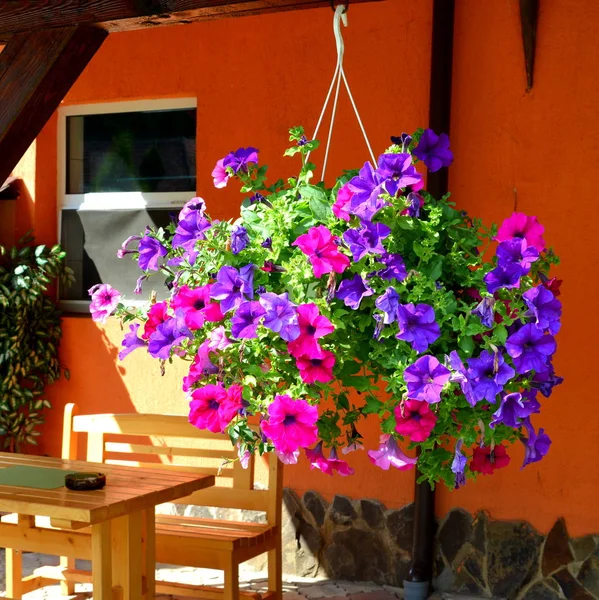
90;126;562;489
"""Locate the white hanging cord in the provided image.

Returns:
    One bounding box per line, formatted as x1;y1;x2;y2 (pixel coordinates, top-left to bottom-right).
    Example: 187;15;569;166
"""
306;4;377;181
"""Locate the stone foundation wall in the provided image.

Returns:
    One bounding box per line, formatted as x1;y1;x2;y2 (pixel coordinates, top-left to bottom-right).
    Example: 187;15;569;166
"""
281;489;599;599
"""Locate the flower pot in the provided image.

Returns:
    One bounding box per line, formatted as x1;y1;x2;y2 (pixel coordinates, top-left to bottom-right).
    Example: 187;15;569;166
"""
403;579;430;600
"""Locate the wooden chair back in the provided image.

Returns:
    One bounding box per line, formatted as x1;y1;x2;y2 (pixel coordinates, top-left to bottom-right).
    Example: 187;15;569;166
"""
62;404;282;526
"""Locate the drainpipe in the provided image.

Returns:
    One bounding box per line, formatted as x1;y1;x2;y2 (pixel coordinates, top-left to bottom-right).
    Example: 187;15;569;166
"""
403;1;455;599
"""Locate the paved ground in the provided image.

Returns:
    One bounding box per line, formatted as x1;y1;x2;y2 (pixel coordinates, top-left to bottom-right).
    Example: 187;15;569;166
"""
0;552;480;599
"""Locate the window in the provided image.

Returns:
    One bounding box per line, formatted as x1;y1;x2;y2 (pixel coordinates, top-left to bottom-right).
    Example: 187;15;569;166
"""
57;99;197;310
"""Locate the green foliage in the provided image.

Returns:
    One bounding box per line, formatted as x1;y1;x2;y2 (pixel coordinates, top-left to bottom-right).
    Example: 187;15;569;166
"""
0;234;73;451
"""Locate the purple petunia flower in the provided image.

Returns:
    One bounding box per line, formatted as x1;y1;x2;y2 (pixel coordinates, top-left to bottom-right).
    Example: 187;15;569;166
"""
148;310;193;360
391;133;412;153
467;350;515;403
490;392;537;429
137;236;167;271
210;265;254;313
522;285;562;335
483;264;525;294
521;418;551;468
471;297;495;328
531;362;563;398
230;225;249;255
117;235;141;259
368;434;417;471
505;323;556;374
336;274;374;310
451;439;467;489
405;192;423;218
375;253;407;282
496;238;539;273
118;323;146;360
231;301;266;339
172;210;212;264
258;292;300;342
413;129;453;172
347;162;390;222
261;237;273;249
343;221;391;262
375;287;400;324
446;350;478;407
396;303;441;353
404;355;451;404
223;147;259;174
376;153;423;190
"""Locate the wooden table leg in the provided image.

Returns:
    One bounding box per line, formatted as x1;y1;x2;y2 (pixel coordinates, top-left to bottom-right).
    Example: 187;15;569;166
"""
91;521;112;600
6;547;23;598
111;512;143;600
141;509;155;600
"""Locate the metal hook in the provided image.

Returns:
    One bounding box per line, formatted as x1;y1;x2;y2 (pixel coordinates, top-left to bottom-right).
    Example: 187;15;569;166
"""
330;0;349;13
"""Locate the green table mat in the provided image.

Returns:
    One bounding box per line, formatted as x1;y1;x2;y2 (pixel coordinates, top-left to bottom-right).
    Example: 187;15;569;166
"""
0;465;77;489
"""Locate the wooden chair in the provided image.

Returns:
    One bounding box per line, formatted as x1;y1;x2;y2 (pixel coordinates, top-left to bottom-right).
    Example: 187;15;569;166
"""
54;402;283;600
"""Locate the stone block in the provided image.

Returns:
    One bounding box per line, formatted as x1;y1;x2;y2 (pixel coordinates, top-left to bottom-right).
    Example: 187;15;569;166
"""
386;504;414;553
471;512;488;554
324;543;355;580
332;528;390;584
486;520;543;598
553;567;595;599
570;535;597;562
329;495;358;525
521;579;563;600
304;491;328;527
361;499;386;530
438;509;473;565
578;546;599;598
542;518;573;576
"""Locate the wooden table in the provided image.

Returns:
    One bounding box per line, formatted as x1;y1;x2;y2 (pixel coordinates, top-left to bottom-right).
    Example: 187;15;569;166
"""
0;452;214;600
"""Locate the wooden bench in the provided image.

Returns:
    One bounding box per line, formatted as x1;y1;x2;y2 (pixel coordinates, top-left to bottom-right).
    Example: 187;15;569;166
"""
6;403;283;600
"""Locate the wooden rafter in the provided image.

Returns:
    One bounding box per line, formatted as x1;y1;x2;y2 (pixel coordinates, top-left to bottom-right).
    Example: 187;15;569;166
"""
0;0;379;41
0;26;107;185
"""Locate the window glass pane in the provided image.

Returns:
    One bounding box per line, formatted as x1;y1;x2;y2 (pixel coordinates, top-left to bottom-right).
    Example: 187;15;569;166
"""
60;209;175;302
66;108;196;194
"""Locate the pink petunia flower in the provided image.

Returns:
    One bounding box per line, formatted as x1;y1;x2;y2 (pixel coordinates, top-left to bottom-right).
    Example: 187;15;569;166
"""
208;326;233;351
496;212;546;252
260;394;319;455
237;444;252;469
394;399;437;442
182;340;218;392
189;384;229;433
276;449;300;464
142;301;169;340
368;435;418;471
171;285;224;330
305;441;333;474
292;225;350;278
332;184;354;221
327;446;355;476
219;384;245;426
287;303;335;358
296;348;336;384
211;159;230;189
88;284;121;323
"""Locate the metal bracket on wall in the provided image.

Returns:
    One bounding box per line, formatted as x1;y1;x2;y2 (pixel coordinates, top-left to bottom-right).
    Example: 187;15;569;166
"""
519;0;539;91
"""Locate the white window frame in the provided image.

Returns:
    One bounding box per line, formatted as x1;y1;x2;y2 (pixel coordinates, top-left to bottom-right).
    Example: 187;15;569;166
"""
57;97;197;311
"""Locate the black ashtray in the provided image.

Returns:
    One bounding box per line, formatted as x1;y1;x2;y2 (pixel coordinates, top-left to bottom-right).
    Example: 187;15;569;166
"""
65;472;106;491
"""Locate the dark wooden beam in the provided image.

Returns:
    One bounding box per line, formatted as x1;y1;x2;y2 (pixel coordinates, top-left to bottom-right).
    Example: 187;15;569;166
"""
0;26;107;186
519;0;539;91
0;0;381;41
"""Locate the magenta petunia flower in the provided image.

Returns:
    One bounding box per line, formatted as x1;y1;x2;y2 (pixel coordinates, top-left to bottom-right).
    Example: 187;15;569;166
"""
396;303;441;353
189;384;229;433
496;212;546;252
260;394;319;455
276;449;300;464
287;303;335;359
171;284;224;330
219;384;245;426
404;355;451;404
142;301;169;340
368;435;417;471
305;441;333;474
327;446;355;476
89;284;122;323
182;340;218;393
293;225;350;278
332;184;353;221
118;323;146;360
394;399;437;442
211;159;230;188
296;348;336;384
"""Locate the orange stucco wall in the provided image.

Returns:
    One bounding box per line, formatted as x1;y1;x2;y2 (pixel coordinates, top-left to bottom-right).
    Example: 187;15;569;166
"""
12;0;599;537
